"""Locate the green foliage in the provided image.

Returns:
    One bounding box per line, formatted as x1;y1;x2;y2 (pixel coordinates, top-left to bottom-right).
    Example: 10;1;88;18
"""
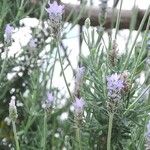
0;0;150;149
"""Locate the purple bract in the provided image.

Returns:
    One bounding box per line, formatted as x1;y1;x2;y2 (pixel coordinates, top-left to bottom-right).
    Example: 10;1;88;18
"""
47;92;54;104
28;38;37;48
73;97;85;114
4;24;14;43
46;1;64;17
42;92;54;109
107;73;124;91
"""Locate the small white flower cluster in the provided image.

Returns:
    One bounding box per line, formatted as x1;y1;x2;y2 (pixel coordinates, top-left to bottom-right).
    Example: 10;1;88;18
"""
4;117;11;126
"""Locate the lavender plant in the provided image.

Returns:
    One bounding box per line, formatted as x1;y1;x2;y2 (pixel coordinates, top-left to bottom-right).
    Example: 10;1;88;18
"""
0;0;150;150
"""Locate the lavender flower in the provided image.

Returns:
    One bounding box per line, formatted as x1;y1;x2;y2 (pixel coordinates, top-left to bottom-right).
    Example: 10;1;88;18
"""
73;97;85;115
42;92;54;110
4;24;14;44
74;67;85;95
45;1;64;36
107;73;124;91
120;70;130;92
145;121;150;150
106;73;124;110
109;40;118;66
75;67;85;82
46;1;64;17
28;38;37;49
9;99;18;122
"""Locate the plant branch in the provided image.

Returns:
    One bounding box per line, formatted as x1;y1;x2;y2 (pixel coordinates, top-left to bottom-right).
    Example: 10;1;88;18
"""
63;3;149;30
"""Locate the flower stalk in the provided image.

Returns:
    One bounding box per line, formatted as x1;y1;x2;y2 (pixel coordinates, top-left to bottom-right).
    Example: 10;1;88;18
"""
9;99;20;150
107;112;114;150
73;97;85;150
57;42;72;98
41;110;47;150
12;121;20;150
41;92;53;149
76;127;82;150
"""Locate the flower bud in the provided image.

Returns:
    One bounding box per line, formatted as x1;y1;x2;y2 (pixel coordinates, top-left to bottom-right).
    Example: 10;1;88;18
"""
42;92;54;110
73;97;85;124
4;24;14;44
28;38;37;49
9;99;18;122
74;67;85;96
84;18;91;29
101;63;107;73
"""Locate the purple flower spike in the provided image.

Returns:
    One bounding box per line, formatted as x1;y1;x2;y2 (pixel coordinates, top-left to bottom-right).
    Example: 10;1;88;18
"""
4;24;14;43
107;73;124;91
47;92;54;104
106;73;124;105
75;67;85;82
73;97;85;114
74;67;85;95
46;1;64;16
45;1;64;36
42;92;54;110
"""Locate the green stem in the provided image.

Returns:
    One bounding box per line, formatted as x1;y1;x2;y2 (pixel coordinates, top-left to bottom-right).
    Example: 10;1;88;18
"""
0;48;8;83
107;113;114;150
102;68;107;99
15;0;24;21
41;110;47;150
23;116;36;135
76;127;82;150
35;0;48;34
114;0;123;40
121;5;150;71
57;42;72;98
124;84;150;115
130;16;150;81
50;51;58;90
12;121;20;150
125;2;138;54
